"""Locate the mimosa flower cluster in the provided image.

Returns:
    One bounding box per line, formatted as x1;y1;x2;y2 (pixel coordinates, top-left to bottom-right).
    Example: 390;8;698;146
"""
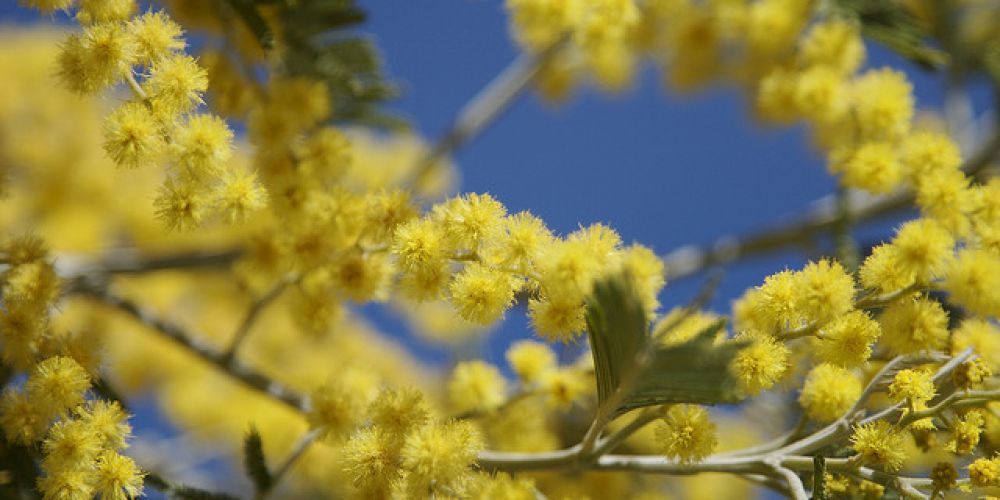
29;0;268;230
3;0;1000;499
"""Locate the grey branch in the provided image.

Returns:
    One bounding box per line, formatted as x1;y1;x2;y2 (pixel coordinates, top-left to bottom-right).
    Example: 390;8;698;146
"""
69;276;308;413
661;132;1000;282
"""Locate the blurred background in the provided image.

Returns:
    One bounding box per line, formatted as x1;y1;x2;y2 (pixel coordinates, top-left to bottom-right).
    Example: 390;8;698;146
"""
1;0;997;497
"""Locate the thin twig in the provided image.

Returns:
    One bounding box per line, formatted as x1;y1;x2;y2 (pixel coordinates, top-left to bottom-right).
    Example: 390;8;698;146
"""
847;352;946;418
768;463;808;500
71;276;308;413
661;132;1000;282
590;407;662;457
255;428;322;500
453;387;538;420
57;249;241;277
125;72;148;101
775;349;971;457
222;277;294;363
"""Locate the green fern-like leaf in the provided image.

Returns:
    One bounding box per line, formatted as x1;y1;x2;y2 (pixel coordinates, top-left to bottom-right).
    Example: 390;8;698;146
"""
585;273;746;417
243;426;272;494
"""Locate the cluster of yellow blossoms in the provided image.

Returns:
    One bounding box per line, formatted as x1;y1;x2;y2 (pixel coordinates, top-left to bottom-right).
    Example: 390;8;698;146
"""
0;230;143;497
33;0;268;230
508;0;1000;497
392;194;664;341
5;0;1000;498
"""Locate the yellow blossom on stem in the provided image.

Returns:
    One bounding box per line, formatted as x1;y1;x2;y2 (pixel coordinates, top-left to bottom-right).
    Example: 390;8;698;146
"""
448;360;507;414
970;456;1000;487
75;400;131;450
899;131;962;181
127;10;185;65
953;357;992;390
655;404;717;464
793;259;855;325
879;296;949;355
859;244;913;294
76;0;136;25
746;269;804;332
815;310;881;367
799;364;861;422
26;356;91;418
535;238;604;303
397;259;451;302
798;20;865;75
619;244;666;316
433;193;508;251
951;319;1000;370
448;263;520;324
504;0;584;51
4;260;60;309
484;211;553;272
343;427;398;494
850;420;907;471
102;101;163;169
0;302;45;371
93;451;144;500
19;0;75;14
915;168;975;236
171;113;233;176
755;67;800;124
731;333;789;395
945;410;984;455
367;387;431;444
794;65;849;124
4;233;49;266
361;189;417;246
213;170;268;224
393;218;448;273
888;367;936;406
400;420;483;493
58;22;136;94
850;68;914;141
308;369;379;439
144;53;208;117
931;462;958;492
154;176;207;231
528;297;587;342
943;248;1000;318
0;389;48;445
830;141;902;194
41;418;103;475
538;368;588;409
888;218;954;283
505;340;557;383
37;468;95;500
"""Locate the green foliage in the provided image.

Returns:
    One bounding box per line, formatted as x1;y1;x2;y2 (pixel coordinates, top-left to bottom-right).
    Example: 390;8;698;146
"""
0;438;40;500
585;273;746;418
834;0;947;69
225;0;274;49
234;0;403;128
813;454;828;500
243;426;272;494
